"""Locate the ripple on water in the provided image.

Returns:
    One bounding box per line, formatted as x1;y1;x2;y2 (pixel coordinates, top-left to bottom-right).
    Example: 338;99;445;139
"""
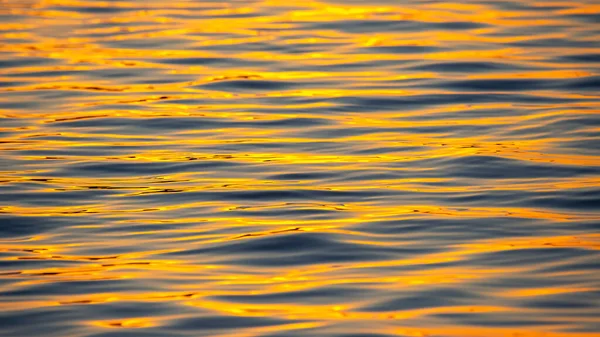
1;0;599;336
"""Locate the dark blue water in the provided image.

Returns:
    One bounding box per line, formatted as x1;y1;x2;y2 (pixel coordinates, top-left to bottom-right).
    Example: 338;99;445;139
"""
1;0;599;336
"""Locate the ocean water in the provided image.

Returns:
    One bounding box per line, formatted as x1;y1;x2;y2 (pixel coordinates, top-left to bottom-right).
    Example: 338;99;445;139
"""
1;0;599;336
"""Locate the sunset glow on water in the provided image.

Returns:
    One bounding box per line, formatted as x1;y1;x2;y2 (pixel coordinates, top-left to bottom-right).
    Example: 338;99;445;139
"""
1;0;599;336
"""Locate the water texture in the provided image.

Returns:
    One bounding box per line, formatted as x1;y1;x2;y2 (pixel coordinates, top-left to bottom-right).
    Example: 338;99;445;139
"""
1;0;599;336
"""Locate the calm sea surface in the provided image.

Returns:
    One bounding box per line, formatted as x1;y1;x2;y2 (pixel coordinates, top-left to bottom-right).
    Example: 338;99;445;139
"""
1;0;599;336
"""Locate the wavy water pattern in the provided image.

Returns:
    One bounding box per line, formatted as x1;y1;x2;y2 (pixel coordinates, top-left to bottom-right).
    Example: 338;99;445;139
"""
1;0;600;336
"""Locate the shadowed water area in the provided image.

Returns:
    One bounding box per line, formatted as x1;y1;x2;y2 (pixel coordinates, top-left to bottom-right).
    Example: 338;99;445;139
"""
1;0;600;336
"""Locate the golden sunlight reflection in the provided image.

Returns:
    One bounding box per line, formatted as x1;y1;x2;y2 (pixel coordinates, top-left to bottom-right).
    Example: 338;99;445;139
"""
1;0;599;336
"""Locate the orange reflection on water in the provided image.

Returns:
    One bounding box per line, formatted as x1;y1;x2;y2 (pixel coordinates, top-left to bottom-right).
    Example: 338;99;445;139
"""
1;0;599;336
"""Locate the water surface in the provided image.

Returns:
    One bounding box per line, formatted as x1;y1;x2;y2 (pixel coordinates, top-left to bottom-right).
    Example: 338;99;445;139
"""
1;0;599;336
